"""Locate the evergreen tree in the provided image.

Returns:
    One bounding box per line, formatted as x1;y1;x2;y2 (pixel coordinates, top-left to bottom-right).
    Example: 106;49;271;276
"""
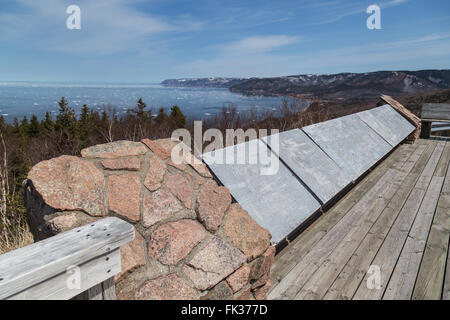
12;117;20;135
55;97;77;139
28;114;40;138
154;107;167;124
55;97;76;131
135;98;147;118
0;115;6;132
169;105;186;128
78;104;92;148
41;112;54;133
21;116;29;127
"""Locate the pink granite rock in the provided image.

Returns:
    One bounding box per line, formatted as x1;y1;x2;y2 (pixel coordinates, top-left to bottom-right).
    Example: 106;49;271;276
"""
253;280;271;300
142;188;182;227
154;138;179;153
184;236;246;290
251;272;270;289
182;153;212;178
141;138;170;160
234;286;253;300
220;204;271;261
253;246;276;279
27;155;105;216
46;213;78;233
81;140;148;159
197;181;231;231
115;230;146;282
186;172;207;190
148;219;206;265
226;263;251;293
101;158;140;171
190;162;213;178
143;155;166;191
108;174;141;222
166;174;192;209
168;159;186;171
134;274;199;300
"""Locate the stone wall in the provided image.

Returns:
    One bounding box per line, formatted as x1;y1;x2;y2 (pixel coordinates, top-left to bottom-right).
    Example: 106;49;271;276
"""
24;139;275;300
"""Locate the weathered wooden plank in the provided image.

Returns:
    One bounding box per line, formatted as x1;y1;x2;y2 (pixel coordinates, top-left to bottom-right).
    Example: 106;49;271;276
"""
302;113;392;180
293;142;425;300
8;249;120;300
203;139;321;244
353;142;445;300
0;217;134;299
268;161;410;299
269;144;416;291
412;143;450;300
441;142;450;195
357;105;415;147
262;129;353;204
84;283;104;300
102;277;117;300
383;176;444;299
434;141;450;178
421;103;450;121
270;144;419;290
323;141;436;300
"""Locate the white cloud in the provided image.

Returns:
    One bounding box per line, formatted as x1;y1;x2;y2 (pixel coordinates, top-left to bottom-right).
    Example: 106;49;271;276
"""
219;35;301;55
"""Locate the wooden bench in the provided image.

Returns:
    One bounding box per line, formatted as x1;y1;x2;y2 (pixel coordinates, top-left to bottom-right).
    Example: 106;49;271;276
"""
0;217;134;300
420;103;450;139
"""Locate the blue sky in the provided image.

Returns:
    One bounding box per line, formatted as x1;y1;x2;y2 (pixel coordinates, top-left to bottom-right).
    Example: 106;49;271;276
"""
0;0;449;83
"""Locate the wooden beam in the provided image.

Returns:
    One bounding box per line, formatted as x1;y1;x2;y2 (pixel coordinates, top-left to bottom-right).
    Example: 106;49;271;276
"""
8;249;120;300
0;217;134;300
421;103;450;121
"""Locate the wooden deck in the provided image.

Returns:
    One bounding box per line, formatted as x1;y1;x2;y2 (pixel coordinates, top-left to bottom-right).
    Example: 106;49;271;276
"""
269;138;450;300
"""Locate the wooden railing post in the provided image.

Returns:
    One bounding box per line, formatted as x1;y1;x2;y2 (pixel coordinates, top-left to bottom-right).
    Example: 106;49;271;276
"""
420;121;432;139
73;277;116;300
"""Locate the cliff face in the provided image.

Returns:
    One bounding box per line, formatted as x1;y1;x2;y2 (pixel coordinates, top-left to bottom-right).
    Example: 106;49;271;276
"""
25;138;274;300
229;70;450;99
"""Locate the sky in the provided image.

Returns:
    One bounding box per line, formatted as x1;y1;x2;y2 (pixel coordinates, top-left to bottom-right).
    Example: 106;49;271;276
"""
0;0;449;83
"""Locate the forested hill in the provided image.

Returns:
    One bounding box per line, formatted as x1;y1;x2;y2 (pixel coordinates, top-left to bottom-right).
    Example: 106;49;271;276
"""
228;70;450;99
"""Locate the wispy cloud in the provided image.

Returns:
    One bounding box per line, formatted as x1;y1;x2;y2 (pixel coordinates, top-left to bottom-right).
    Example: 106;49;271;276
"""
218;35;301;55
174;32;450;77
313;0;410;25
0;0;204;55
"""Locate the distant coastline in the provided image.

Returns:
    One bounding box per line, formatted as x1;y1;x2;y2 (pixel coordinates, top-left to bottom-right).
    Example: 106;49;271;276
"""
161;69;450;100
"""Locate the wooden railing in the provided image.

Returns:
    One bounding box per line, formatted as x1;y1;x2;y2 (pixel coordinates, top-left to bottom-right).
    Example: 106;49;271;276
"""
0;217;134;300
420;103;450;139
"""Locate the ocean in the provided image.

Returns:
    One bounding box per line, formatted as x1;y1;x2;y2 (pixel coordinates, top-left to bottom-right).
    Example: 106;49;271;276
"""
0;82;286;122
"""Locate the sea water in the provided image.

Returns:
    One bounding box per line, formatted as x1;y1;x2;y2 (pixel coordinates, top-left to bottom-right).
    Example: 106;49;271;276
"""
0;82;285;122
